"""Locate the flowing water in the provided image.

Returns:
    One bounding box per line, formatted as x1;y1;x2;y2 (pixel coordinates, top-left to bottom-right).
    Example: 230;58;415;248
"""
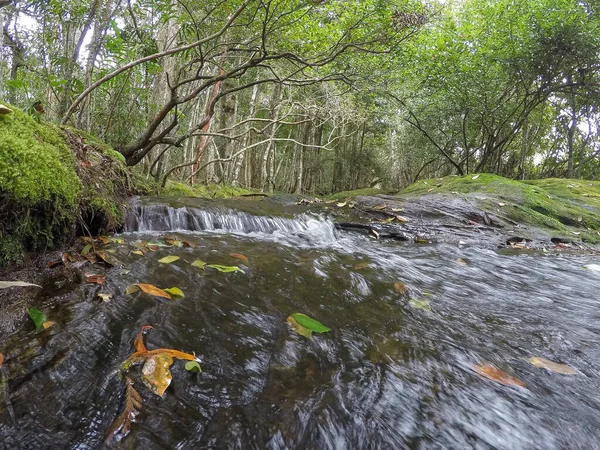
1;197;600;449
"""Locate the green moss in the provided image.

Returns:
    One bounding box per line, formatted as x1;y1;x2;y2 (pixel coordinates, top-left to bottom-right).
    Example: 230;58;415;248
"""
0;105;81;262
325;187;396;201
401;174;600;243
160;181;253;198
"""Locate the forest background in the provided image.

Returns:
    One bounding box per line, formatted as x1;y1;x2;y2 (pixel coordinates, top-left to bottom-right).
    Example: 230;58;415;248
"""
1;0;599;195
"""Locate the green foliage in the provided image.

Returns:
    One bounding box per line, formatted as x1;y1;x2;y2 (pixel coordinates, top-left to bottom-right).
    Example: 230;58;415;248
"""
28;307;47;332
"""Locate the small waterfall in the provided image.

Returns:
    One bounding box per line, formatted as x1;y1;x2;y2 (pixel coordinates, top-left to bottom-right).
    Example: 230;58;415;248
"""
124;199;338;242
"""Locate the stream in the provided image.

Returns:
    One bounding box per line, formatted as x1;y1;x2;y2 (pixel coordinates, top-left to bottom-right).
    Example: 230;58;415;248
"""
1;196;600;449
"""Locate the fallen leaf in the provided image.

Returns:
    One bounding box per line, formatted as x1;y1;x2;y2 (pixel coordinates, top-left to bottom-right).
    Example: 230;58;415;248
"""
373;204;387;210
354;262;370;270
393;282;409;295
106;376;141;439
395;215;408;222
47;259;63;268
529;357;576;374
124;348;198;367
81;244;93;255
182;240;196;248
131;250;144;256
427;188;434;193
98;293;113;302
164;287;184;298
141;353;173;397
0;353;3;369
136;283;172;300
456;258;467;265
577;216;583;222
584;264;600;272
472;364;526;388
371;229;379;239
336;201;347;207
0;281;41;289
125;285;140;294
84;253;98;263
206;264;244;274
191;259;207;270
164;239;183;247
230;253;248;262
185;361;202;373
42;321;55;329
158;255;180;264
98;236;112;244
409;299;431;311
96;251;122;266
28;308;47;331
287;313;331;339
498;202;506;207
380;217;395;224
472;174;480;180
120;269;131;275
134;325;153;353
84;273;106;284
391;208;404;212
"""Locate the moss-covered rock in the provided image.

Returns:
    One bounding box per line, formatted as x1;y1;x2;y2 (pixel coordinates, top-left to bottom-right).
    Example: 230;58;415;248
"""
400;174;600;243
0;106;81;264
160;181;253;198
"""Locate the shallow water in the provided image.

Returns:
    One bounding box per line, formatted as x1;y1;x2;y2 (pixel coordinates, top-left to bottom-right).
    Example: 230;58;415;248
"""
1;197;600;449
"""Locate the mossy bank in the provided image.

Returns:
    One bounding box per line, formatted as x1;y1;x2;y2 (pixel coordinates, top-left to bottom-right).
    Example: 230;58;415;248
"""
0;105;131;265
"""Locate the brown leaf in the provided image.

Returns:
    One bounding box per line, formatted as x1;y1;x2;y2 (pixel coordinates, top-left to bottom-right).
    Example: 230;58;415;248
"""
393;282;409;295
62;253;74;264
47;259;63;268
354;262;370;270
84;273;106;284
528;357;577;375
0;352;4;369
472;364;526;388
137;283;172;300
230;253;248;262
105;376;142;440
134;325;153;353
373;204;387;210
98;236;112;244
84;252;98;263
124;348;197;367
395;215;409;222
182;240;196;248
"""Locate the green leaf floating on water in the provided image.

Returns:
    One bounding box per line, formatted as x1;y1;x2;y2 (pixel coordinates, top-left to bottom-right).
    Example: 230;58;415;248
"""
185;360;202;373
409;299;432;312
28;308;47;331
191;259;207;270
287;313;331;339
164;287;184;298
158;255;180;264
206;264;244;274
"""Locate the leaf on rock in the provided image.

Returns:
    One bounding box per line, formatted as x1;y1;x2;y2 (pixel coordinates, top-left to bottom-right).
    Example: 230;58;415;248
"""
96;251;122;266
84;273;106;284
28;308;47;331
158;255;180;264
393;282;409;295
98;293;113;302
163;239;183;247
141;353;174;397
185;361;202;373
395;215;409;222
0;281;41;289
106;376;142;440
206;264;244;274
164;287;184;298
131;250;144;256
391;208;404;212
456;258;468;266
373;204;387;210
136;284;172;300
182;240;196;248
584;264;600;272
0;353;3;369
134;325;153;353
472;174;480;180
528;357;577;375
81;244;93;255
472;364;526;388
230;253;248;262
354;262;370;270
498;202;506;207
42;321;55;329
125;284;140;294
409;299;431;311
291;313;331;333
191;259;207;270
336;201;347;207
287;316;314;339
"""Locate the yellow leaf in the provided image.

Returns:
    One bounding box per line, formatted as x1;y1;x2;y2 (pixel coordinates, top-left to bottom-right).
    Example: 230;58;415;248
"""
456;258;467;265
141;353;173;397
42;321;55;329
158;255;180;264
164;287;184;298
98;293;113;302
528;357;576;375
132;250;144;256
336;201;347;207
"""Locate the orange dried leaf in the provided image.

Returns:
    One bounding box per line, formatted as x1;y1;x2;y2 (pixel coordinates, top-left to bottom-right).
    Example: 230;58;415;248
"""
0;352;4;368
472;364;526;388
134;325;153;353
42;321;56;329
137;283;172;300
84;273;106;284
230;253;248;262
